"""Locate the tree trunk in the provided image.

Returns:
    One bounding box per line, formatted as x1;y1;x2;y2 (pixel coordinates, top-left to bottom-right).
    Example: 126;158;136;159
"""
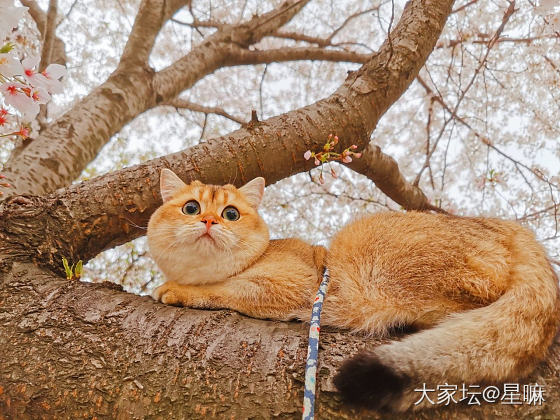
1;263;559;419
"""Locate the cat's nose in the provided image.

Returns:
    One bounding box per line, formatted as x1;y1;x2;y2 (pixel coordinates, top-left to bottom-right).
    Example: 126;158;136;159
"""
201;216;218;231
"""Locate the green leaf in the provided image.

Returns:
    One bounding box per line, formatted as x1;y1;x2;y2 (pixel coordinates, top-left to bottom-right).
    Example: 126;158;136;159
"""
75;260;83;279
0;43;14;53
62;257;73;280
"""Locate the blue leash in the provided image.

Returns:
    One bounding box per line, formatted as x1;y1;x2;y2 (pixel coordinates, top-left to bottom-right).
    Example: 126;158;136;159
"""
302;267;330;420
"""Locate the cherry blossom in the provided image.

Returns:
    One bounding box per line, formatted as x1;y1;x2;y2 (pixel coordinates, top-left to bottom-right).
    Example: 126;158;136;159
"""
18;56;66;94
0;110;7;127
0;52;23;77
0;8;66;130
15;124;30;139
22;56;48;87
536;0;559;14
304;135;362;183
0;82;40;121
40;64;67;94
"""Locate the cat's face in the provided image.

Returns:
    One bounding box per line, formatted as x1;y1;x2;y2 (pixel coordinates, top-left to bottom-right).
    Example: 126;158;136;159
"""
147;169;269;283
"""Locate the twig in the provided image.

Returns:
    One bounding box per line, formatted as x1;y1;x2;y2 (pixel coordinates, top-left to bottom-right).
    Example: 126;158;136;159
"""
166;98;246;125
414;1;516;186
259;64;268;120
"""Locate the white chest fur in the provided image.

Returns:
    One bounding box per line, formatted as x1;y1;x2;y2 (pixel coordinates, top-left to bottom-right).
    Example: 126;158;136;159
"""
153;246;243;285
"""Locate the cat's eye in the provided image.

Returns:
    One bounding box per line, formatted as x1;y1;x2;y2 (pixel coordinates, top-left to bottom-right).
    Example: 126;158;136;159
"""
222;206;240;221
182;200;200;215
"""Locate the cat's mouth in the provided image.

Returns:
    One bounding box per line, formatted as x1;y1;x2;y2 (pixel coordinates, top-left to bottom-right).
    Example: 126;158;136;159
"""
197;232;216;243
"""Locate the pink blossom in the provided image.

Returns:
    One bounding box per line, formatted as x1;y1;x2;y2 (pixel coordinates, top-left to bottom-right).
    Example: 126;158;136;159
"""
15;125;30;139
0;105;11;126
24;86;51;104
20;57;66;94
314;158;320;166
0;82;40;121
40;63;67;93
21;56;48;88
353;152;362;158
0;53;23;77
342;155;352;163
303;150;312;160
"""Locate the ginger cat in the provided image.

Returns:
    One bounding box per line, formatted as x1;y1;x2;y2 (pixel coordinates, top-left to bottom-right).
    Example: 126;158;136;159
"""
148;169;560;412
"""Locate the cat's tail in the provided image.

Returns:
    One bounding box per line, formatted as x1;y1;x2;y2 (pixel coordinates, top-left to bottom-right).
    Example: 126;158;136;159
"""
333;237;560;412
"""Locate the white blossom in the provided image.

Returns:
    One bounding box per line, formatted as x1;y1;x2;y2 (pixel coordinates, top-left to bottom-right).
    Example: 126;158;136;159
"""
0;53;23;77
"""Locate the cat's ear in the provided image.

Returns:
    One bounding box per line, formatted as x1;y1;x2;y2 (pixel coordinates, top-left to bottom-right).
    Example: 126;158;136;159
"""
160;169;186;202
239;177;265;208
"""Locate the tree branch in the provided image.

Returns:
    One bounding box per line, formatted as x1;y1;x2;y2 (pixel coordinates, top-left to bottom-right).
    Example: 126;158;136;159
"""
0;0;310;199
20;0;67;66
166;98;247;126
119;0;189;68
153;0;311;101
38;0;57;72
416;75;558;193
347;142;446;212
228;46;370;65
0;0;455;270
1;263;558;418
271;6;380;47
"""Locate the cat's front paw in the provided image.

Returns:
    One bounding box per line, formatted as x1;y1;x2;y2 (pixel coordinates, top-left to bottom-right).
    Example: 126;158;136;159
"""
152;282;184;306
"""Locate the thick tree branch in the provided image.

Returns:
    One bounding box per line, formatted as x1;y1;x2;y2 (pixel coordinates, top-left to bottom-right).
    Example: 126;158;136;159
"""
0;0;454;272
119;0;188;69
347;142;446;213
1;264;558;418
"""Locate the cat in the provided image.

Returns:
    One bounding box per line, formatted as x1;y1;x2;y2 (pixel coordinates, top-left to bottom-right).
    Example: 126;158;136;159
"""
147;169;560;412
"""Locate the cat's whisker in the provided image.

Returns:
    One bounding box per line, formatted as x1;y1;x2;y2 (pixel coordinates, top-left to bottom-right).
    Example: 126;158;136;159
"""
122;217;148;231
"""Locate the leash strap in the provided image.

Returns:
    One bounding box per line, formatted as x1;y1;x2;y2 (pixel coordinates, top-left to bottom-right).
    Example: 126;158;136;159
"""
302;267;330;420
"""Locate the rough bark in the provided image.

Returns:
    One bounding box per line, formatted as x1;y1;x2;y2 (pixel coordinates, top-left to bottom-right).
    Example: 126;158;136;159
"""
1;264;559;419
